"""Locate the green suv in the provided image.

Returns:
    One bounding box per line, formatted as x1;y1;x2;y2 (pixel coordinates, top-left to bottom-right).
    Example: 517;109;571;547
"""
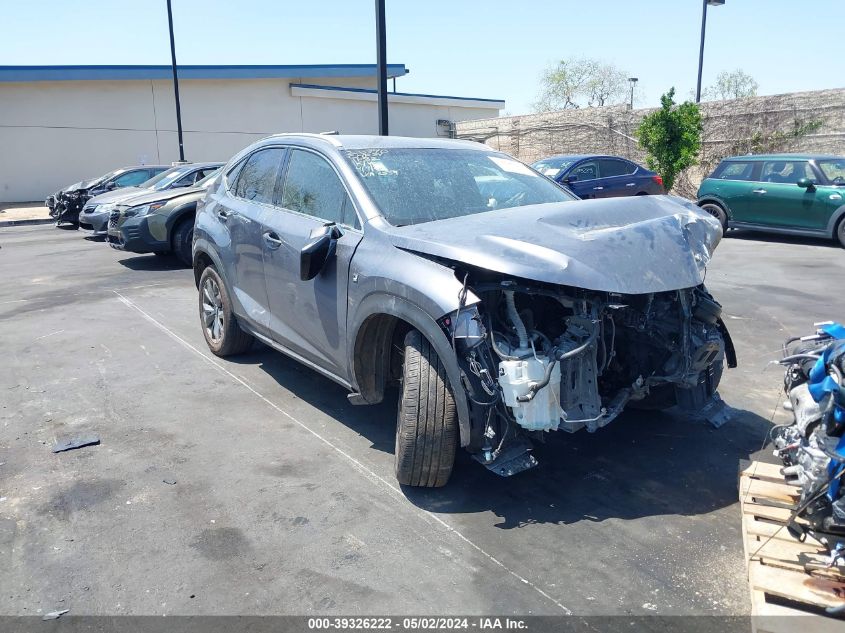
107;169;220;265
696;154;845;247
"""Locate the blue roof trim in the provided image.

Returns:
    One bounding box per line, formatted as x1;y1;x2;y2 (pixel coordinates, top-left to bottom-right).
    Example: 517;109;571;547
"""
292;83;505;104
0;64;409;82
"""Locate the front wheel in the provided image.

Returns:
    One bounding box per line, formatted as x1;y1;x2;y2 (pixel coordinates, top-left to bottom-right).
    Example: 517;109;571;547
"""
172;218;194;267
836;217;845;248
198;266;253;357
395;330;458;488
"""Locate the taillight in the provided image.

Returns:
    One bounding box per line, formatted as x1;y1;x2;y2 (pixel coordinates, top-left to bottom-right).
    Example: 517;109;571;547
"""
652;175;664;187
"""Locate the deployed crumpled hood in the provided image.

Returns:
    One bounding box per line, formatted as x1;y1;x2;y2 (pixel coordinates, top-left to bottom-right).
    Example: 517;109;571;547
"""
385;195;722;294
115;185;203;208
63;178;96;193
87;187;149;206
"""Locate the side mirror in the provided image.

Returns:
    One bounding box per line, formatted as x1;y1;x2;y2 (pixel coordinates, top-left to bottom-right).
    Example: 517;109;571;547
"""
105;182;117;191
299;223;342;281
797;178;816;190
563;175;578;184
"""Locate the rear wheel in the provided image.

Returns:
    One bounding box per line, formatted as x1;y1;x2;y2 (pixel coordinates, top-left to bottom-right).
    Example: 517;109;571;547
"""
395;330;458;487
198;266;253;357
172;217;194;267
699;202;728;231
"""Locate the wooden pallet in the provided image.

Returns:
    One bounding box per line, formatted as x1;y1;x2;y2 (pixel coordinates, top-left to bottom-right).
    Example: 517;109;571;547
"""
739;460;845;631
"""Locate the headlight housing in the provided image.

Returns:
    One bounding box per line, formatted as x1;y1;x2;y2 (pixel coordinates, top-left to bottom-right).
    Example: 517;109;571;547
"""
124;200;167;218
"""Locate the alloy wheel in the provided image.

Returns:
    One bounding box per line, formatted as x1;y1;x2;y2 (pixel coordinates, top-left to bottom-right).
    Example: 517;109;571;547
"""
201;277;224;342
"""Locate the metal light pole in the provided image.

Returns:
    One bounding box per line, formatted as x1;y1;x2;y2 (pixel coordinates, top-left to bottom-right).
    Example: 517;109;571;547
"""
696;0;725;103
166;0;185;161
627;77;638;110
375;0;389;135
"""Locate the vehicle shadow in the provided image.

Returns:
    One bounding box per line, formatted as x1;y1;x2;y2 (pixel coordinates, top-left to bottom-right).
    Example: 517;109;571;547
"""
229;343;397;454
83;234;107;243
404;405;771;529
230;343;772;527
117;255;187;271
727;228;838;248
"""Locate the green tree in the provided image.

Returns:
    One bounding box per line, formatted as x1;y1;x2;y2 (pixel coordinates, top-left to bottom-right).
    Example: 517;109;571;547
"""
636;88;702;191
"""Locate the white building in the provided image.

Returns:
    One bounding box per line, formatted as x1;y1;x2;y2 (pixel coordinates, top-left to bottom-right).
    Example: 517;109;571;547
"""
0;64;504;202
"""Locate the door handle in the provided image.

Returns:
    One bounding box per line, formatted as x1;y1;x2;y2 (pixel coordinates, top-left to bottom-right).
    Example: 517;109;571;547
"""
217;208;236;221
752;188;767;195
625;182;636;187
262;231;284;249
593;186;604;191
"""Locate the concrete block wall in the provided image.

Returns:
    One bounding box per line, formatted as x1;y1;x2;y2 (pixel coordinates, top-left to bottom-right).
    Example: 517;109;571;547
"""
456;88;845;197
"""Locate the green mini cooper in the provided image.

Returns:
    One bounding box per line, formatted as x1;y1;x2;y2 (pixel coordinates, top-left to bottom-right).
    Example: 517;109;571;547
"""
696;154;845;247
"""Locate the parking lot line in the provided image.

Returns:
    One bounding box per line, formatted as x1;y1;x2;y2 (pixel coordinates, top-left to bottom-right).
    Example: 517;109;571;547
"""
113;290;573;614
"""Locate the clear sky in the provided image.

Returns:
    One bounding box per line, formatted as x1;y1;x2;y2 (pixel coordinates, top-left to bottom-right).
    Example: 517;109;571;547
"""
2;0;841;114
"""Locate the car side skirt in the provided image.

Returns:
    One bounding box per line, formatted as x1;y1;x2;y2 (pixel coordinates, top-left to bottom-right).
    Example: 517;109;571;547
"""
243;325;354;391
729;221;829;238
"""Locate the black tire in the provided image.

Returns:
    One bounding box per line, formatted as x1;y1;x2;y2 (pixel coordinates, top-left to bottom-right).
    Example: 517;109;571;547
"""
836;217;845;248
198;265;253;357
172;217;194;267
395;330;458;487
699;201;728;231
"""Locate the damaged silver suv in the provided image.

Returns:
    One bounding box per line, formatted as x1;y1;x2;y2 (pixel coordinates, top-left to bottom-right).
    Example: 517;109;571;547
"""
193;134;735;487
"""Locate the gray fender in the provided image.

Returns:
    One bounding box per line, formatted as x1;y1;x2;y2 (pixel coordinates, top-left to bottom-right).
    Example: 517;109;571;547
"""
348;292;472;447
165;200;199;235
826;204;845;237
192;239;252;323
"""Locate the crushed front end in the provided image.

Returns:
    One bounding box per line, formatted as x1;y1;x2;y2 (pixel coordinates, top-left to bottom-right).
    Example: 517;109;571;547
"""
440;274;736;476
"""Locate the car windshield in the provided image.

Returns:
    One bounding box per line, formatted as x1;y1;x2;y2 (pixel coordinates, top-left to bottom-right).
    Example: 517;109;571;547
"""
141;167;192;191
818;159;845;185
531;157;576;179
91;169;123;187
196;168;223;189
344;148;574;226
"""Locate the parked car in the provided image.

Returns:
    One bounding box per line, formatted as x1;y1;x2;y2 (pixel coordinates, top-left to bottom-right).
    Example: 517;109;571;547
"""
53;165;170;228
80;162;222;235
696;154;845;247
107;168;222;265
531;154;664;198
192;134;732;488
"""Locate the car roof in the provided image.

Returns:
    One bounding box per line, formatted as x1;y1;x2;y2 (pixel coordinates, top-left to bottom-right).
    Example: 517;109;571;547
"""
260;133;490;152
532;154;633;163
721;153;845;162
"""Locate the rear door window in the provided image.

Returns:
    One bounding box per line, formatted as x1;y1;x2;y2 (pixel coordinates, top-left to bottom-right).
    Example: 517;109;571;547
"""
233;148;285;204
761;161;814;184
597;158;633;177
711;161;755;181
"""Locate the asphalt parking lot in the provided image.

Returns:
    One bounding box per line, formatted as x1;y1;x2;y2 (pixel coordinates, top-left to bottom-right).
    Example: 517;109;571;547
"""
1;225;844;617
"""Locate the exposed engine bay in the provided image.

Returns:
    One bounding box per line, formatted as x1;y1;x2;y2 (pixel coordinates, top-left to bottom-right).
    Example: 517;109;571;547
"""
440;271;736;476
773;323;845;546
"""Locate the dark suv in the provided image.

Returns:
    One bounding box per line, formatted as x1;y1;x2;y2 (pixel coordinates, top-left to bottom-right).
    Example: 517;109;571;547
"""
193;135;731;487
108;168;221;265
